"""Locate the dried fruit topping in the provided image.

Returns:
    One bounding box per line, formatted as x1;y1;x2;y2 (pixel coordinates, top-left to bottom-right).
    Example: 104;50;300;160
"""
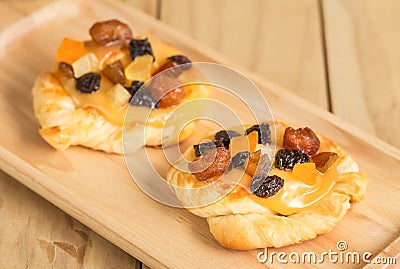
72;53;99;78
126;81;158;108
188;147;231;181
124;54;153;82
282;127;320;156
157;87;186;108
214;130;241;148
231;151;250;169
246;150;273;177
89;19;133;46
153;55;192;76
56;38;85;65
311;152;339;173
193;139;225;157
147;74;185;108
275;148;310;170
246;150;261;176
129;38;154;61
57;62;74;78
250;175;284;198
245;123;271;145
102;60;125;85
76;72;101;93
168;55;192;69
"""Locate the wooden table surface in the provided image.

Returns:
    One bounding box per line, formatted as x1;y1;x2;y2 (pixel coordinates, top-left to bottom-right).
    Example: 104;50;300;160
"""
0;0;399;268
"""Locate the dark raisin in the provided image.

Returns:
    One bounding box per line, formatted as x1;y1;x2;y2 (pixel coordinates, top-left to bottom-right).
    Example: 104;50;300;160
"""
193;139;225;157
57;62;74;78
76;72;101;94
129;38;155;61
153;55;192;77
274;148;310;170
230;151;250;169
245;123;271;145
214;130;241;148
251;175;284;198
102;60;125;85
126;81;158;109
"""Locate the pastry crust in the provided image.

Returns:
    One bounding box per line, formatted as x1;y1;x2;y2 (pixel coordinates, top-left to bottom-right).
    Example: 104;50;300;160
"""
32;32;209;154
166;121;368;250
32;72;202;153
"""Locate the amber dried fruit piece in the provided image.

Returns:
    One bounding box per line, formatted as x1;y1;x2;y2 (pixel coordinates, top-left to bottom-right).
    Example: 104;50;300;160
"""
282;127;320;156
214;130;241;148
57;62;74;78
147;74;185;108
129;38;154;61
275;148;309;170
246;150;272;177
311;152;339;173
126;81;157;108
157;87;186;108
76;72;101;94
188;147;231;181
250;175;284;198
102;60;125;85
89;19;133;46
245;123;271;145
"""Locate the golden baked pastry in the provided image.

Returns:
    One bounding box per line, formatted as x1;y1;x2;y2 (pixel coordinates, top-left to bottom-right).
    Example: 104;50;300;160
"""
32;19;208;153
166;121;367;250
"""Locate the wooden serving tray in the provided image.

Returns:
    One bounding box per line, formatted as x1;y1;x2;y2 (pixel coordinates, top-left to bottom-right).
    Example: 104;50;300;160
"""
0;0;399;268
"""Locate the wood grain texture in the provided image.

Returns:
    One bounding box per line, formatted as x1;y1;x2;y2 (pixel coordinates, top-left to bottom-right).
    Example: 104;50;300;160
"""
0;0;157;268
160;0;329;109
323;0;400;148
0;0;53;30
0;0;399;268
0;171;140;269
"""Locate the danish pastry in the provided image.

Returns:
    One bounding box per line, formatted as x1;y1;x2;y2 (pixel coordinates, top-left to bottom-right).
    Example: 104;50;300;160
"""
166;121;367;250
32;19;208;153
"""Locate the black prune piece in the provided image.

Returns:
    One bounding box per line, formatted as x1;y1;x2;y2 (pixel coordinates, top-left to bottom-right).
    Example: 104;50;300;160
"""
129;38;155;61
214;130;241;148
167;55;192;70
126;81;158;108
193;139;225;157
230;151;250;169
274;148;310;170
76;72;101;93
245;123;271;145
250;175;284;198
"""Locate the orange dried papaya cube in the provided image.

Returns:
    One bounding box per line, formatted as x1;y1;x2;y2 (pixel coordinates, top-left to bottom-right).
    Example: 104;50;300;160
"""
56;38;86;65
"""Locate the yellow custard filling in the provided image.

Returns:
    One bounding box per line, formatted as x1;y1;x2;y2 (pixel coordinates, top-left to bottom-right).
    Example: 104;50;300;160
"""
249;163;337;215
